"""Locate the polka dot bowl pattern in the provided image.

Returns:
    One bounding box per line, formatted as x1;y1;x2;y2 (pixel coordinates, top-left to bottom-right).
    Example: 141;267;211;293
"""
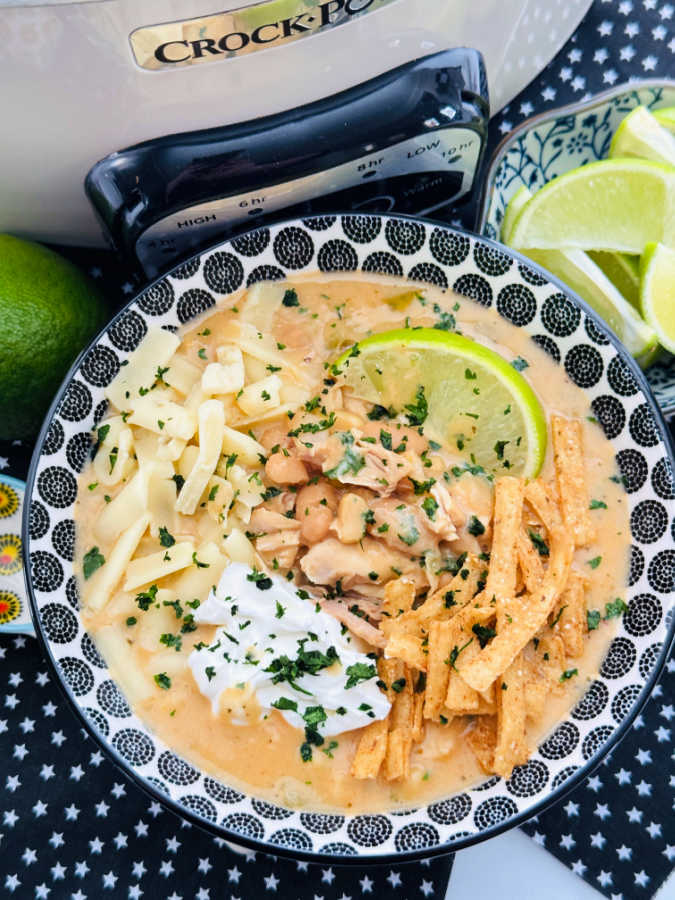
24;214;675;863
476;78;675;416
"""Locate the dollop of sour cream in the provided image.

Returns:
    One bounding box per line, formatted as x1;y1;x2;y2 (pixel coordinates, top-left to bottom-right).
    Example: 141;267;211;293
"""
188;563;390;739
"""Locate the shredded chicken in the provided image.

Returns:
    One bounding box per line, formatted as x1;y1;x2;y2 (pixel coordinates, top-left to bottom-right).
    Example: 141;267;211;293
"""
366;496;440;555
248;507;300;532
320;599;387;648
427;481;460;542
299;537;425;590
291;432;414;496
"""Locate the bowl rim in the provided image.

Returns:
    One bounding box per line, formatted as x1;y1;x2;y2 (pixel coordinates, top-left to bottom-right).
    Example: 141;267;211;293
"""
475;76;675;235
23;212;675;864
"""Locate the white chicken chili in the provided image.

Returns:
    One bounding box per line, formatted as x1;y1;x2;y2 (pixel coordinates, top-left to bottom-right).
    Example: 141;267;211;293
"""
76;275;629;813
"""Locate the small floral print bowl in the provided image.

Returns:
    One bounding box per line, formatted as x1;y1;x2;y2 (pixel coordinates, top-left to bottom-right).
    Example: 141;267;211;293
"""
24;214;675;863
0;475;32;635
476;79;675;415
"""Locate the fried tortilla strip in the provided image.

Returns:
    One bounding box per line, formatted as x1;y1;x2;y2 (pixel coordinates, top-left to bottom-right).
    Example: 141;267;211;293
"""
412;689;425;743
379;578;416;638
446;697;497;716
383;727;411;781
445;638;481;713
440;602;498;715
460;526;574;694
517;527;545;594
524;478;563;532
523;634;566;720
351;717;389;779
391;665;414;731
385;630;428;672
466;714;497;774
487;477;525;630
379;657;405;697
423;620;453;721
383;662;414;781
551;571;587;658
493;653;529;779
551;415;594;547
411;555;484;624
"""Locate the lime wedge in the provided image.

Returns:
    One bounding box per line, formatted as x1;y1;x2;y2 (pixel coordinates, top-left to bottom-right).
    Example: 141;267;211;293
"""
587;251;640;308
500;185;532;244
639;242;675;354
334;328;547;477
502;188;658;366
653;107;675;134
609;105;675;167
508;159;675;253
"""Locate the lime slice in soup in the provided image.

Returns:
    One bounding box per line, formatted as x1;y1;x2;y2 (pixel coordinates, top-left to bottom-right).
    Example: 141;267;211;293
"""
639;242;675;355
334;328;547;477
508;158;675;254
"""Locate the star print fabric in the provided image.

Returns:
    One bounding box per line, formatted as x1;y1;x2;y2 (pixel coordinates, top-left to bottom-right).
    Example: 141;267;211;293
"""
520;655;674;899
0;635;454;898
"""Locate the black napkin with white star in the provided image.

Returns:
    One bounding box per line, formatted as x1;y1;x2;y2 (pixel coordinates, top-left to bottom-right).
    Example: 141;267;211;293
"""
0;634;452;899
1;2;675;898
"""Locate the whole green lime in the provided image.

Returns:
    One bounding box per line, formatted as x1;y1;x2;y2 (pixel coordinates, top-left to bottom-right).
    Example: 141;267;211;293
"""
0;234;107;439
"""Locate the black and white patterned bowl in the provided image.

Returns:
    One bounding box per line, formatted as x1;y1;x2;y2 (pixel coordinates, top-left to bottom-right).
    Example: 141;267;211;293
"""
24;214;675;863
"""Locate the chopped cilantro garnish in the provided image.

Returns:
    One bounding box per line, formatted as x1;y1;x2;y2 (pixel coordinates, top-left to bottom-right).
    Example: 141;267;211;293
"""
604;597;628;619
247;568;273;590
560;668;578;682
282;288;299;307
411;477;436;495
192;551;210;569
158;526;175;548
467;515;485;537
345;662;377;689
447;638;473;671
422;496;438;520
528;529;550;557
589;499;607;510
272;697;298;712
154;673;171;690
587;609;601;631
511;356;529;371
472;624;496;648
494;440;510;460
550;605;567;628
135;584;158;611
588;556;602;569
379;429;393;450
367;404;396;421
160;633;182;652
397;522;420;546
82;546;105;580
403;385;428;427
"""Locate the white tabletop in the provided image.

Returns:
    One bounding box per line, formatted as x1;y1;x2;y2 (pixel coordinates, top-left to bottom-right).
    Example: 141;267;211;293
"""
449;828;674;900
